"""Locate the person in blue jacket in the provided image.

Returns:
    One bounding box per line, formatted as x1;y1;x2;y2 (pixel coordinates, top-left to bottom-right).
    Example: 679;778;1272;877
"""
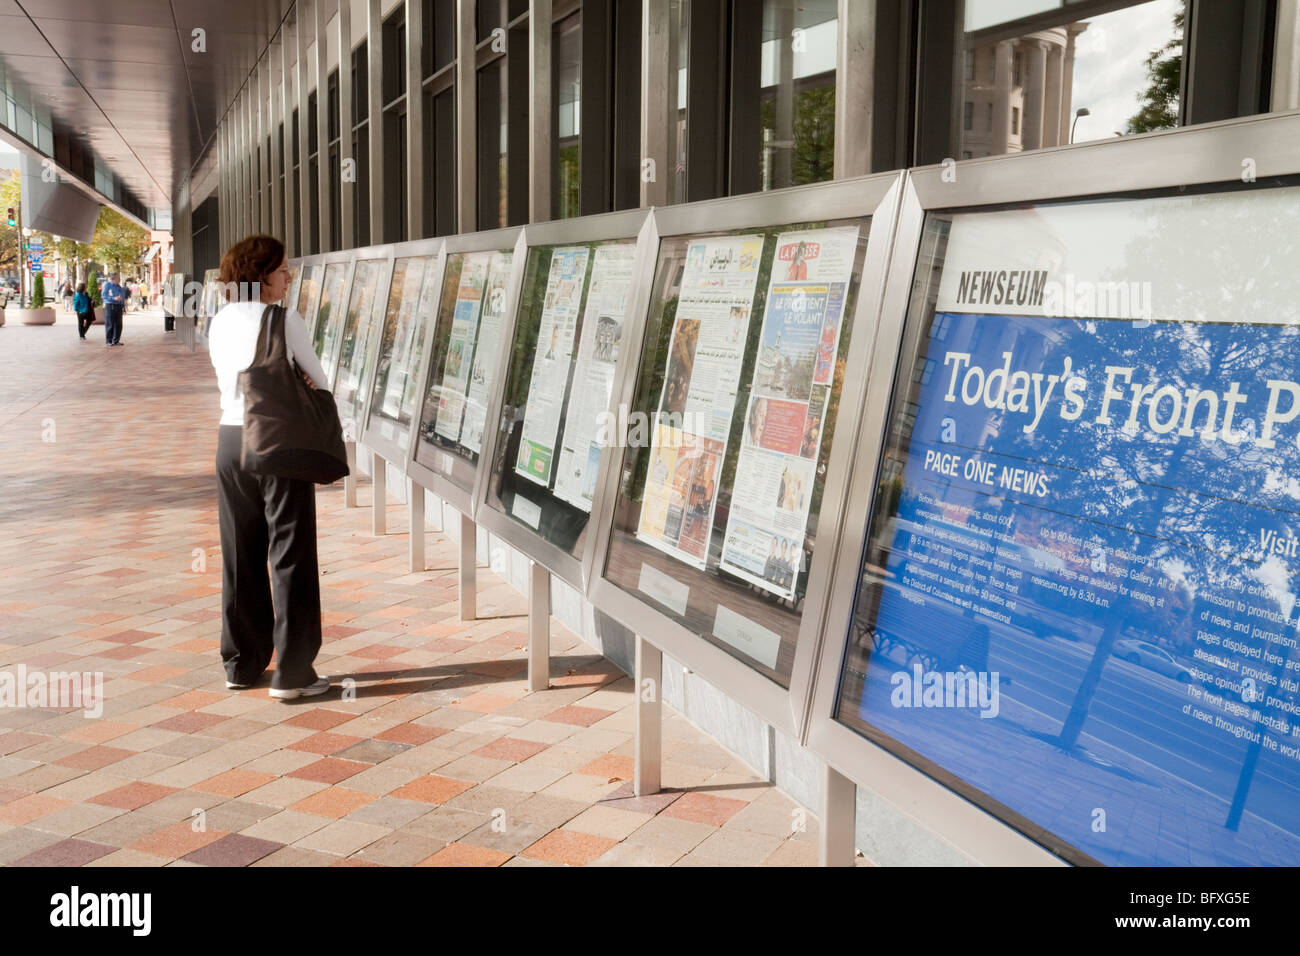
73;283;93;339
101;273;126;346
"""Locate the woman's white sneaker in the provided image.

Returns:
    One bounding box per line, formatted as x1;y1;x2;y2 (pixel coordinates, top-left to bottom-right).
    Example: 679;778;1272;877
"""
269;676;331;700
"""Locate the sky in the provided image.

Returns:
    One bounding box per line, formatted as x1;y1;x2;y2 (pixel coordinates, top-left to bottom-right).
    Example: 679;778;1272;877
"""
1070;0;1183;142
0;141;17;173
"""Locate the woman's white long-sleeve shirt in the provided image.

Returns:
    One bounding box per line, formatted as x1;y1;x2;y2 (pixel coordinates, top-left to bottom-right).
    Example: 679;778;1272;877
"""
208;301;331;426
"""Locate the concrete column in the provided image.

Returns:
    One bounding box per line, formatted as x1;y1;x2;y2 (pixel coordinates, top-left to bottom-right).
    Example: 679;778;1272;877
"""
297;4;312;250
834;0;875;178
269;54;282;237
337;0;354;248
991;40;1012;154
455;0;476;232
1043;42;1063;148
218;121;227;253
1023;39;1047;151
257;59;268;233
1060;26;1085;143
282;24;297;256
239;90;249;237
406;0;424;238
640;0;670;207
529;0;553;223
367;0;384;244
316;0;332;251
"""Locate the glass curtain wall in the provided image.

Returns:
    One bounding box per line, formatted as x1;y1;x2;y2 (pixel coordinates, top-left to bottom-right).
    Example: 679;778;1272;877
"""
554;12;582;219
423;0;458;236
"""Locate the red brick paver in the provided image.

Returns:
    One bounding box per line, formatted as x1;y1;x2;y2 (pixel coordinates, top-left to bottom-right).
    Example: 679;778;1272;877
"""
0;319;822;867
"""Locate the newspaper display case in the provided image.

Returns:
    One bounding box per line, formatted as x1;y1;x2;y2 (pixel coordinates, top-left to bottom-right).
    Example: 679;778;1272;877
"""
311;251;360;388
584;173;906;769
291;255;325;337
478;211;653;587
404;226;526;517
807;112;1300;867
330;248;396;445
475;210;654;688
285;262;302;311
403;226;525;619
360;238;446;467
195;267;222;351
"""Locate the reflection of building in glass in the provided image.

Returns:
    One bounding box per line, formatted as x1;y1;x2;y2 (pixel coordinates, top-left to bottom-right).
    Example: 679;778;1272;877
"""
960;24;1089;158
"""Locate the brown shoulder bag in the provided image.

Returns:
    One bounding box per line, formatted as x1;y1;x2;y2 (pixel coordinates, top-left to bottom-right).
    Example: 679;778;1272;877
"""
239;304;350;484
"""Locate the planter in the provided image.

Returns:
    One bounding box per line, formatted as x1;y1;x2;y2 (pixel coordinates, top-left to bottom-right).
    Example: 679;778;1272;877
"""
0;308;5;327
92;307;105;325
15;308;56;326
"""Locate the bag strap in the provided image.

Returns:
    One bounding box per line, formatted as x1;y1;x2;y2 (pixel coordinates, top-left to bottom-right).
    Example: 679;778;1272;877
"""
253;303;289;368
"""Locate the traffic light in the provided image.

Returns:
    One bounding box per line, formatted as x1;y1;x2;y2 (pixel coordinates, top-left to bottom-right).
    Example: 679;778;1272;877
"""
5;208;14;227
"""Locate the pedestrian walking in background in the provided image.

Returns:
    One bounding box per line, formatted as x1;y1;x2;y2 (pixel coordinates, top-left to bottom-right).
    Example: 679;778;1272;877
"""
101;273;126;346
209;234;331;699
60;278;73;312
73;284;93;340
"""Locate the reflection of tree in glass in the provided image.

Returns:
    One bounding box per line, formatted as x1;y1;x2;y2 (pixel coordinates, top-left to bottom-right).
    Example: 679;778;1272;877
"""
1041;194;1297;763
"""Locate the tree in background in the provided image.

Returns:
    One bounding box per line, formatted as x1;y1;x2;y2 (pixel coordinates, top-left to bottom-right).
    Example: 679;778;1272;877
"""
1126;3;1185;134
90;206;148;276
51;235;94;285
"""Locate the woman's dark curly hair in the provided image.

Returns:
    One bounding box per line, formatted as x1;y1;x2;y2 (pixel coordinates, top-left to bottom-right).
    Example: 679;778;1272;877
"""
219;234;285;301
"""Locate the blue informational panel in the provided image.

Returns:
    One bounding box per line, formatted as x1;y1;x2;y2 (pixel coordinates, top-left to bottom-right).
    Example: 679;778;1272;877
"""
835;183;1300;866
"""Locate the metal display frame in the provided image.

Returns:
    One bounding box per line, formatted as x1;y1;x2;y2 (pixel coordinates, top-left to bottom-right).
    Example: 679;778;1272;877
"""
330;245;398;519
323;245;397;392
290;254;326;337
312;249;363;386
806;111;1300;867
359;237;448;468
403;225;528;617
285;261;303;314
583;172;908;794
357;237;447;546
473;208;655;690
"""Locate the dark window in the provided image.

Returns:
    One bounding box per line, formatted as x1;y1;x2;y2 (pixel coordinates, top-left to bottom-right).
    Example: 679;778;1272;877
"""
383;7;406;106
353;44;368;125
354;127;370;246
425;85;456;236
327;70;340;142
329;143;341;250
425;0;455;74
553;12;581;220
307;91;318;155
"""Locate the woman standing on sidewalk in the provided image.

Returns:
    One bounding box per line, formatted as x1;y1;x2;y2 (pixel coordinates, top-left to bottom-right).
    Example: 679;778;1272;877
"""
209;235;331;700
73;283;93;340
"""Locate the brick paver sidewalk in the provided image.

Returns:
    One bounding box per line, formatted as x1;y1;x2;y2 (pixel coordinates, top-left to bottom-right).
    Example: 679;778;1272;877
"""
0;315;819;866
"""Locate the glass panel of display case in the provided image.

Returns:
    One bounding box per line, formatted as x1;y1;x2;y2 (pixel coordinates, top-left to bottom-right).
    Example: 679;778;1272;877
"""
603;219;870;686
485;240;637;556
366;254;439;449
197;268;222;348
413;249;514;494
486;238;637;554
313;261;352;383
833;183;1300;867
295;264;324;336
333;258;387;440
285;263;301;308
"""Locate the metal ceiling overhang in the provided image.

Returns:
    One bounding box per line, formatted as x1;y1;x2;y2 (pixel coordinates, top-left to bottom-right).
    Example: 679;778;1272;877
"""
0;0;294;219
